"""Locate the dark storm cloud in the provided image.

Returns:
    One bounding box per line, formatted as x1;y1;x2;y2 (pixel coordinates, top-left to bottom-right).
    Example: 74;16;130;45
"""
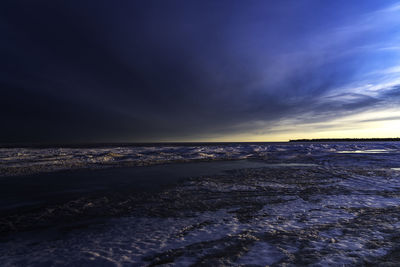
1;0;400;142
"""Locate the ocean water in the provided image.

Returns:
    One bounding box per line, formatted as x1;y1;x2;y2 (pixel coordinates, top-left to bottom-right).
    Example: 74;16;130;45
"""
1;142;400;266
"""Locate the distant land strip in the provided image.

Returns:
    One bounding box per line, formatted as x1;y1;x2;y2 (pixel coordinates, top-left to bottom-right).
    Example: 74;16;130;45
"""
290;138;400;142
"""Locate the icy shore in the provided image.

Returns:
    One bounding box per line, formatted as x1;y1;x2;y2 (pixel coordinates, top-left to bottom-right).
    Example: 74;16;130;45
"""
2;142;400;177
2;142;400;266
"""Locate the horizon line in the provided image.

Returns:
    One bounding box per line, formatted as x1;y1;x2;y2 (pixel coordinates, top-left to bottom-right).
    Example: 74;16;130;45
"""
2;138;400;148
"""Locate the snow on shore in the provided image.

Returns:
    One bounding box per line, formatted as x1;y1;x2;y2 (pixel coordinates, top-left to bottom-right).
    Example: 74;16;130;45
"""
2;142;400;176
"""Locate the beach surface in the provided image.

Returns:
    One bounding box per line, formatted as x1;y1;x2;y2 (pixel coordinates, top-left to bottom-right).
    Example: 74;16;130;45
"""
1;142;400;266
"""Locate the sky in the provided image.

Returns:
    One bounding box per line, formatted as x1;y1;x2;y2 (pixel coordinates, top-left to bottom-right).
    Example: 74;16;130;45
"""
1;0;400;143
